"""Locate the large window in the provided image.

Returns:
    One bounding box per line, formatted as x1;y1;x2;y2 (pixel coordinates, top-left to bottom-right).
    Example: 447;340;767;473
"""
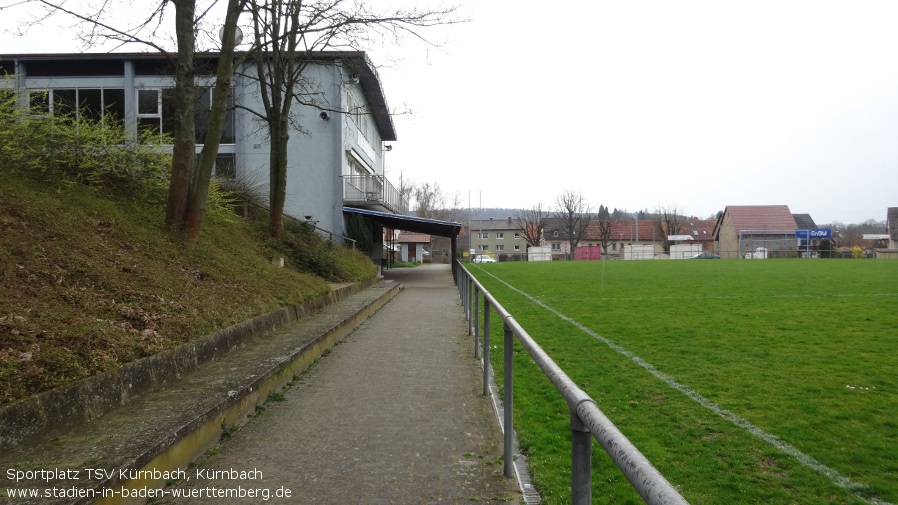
215;154;236;178
139;87;235;144
195;87;235;144
137;89;162;134
346;91;369;141
28;91;49;114
28;88;125;122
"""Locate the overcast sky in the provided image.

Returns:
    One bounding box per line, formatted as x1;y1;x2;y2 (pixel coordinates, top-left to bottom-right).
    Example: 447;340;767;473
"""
2;1;896;225
379;1;898;225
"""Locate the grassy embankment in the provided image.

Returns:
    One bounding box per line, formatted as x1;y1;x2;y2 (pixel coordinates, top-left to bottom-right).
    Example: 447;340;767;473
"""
468;260;896;505
0;171;377;405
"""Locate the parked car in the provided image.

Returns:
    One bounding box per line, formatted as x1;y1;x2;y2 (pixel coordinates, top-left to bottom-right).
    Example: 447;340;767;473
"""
690;252;720;259
472;255;496;263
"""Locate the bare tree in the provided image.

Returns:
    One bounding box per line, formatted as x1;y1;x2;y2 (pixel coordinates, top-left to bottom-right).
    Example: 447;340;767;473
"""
184;0;248;241
655;205;684;253
238;0;461;237
556;190;592;258
412;181;446;220
12;0;249;242
9;0;462;241
516;203;548;247
595;204;614;253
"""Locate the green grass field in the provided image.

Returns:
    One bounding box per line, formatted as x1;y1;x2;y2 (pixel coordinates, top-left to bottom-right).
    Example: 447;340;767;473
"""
465;259;897;505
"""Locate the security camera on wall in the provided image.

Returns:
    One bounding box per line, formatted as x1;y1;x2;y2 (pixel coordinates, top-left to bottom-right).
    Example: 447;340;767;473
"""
319;111;330;121
349;73;360;83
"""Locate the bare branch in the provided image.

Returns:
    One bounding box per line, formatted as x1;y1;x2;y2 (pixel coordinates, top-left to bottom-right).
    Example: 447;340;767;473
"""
516;203;548;247
556;190;592;256
655;204;685;253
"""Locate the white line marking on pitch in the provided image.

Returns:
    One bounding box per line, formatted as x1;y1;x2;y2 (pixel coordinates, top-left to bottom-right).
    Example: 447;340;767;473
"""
481;270;892;505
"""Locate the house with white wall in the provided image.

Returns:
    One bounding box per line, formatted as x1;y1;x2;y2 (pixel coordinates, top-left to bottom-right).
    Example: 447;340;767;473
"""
0;51;416;261
396;232;430;263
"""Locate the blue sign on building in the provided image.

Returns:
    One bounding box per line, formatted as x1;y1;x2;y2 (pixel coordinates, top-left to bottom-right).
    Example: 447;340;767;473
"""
795;229;831;239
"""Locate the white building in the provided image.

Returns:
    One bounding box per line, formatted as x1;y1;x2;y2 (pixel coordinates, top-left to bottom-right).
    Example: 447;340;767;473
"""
0;52;460;263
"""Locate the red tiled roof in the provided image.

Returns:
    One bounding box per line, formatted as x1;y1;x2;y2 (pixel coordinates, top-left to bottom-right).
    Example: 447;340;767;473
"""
582;218;717;243
396;232;432;243
723;205;796;232
677;219;717;242
583;220;658;242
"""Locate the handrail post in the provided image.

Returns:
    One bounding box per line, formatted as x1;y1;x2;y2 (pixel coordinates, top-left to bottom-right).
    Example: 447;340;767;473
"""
468;277;474;335
461;271;469;325
474;287;480;357
458;268;689;504
482;298;491;397
571;409;593;505
503;321;514;478
465;274;472;333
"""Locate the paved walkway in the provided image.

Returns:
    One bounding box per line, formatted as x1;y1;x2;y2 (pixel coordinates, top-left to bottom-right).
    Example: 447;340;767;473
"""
159;264;521;504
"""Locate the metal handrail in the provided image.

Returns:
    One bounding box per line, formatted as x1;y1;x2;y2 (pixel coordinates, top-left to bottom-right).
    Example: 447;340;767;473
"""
342;174;409;215
455;261;689;505
237;199;356;248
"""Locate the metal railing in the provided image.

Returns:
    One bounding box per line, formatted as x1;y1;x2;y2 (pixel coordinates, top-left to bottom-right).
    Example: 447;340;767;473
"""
455;262;689;505
235;199;356;248
342;174;408;215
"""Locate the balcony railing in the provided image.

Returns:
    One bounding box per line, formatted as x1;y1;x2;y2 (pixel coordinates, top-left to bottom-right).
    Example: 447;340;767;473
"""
343;174;408;215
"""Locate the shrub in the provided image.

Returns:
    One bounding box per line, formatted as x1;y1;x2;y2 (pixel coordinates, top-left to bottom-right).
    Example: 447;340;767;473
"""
0;85;171;199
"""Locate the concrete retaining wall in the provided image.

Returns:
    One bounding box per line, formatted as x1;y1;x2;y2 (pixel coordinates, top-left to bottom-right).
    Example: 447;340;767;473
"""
0;279;377;452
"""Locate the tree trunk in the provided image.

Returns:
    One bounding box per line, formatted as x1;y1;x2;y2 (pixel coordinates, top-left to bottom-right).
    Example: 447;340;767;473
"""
186;0;243;242
164;0;197;237
269;117;289;239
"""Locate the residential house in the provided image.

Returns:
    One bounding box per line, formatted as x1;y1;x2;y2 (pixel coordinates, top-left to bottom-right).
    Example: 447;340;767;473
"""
0;52;455;264
469;217;526;261
792;213;828;257
580;219;662;259
890;207;898;250
662;218;717;259
544;217;572;258
675;219;717;253
874;207;898;259
396;232;430;263
713;205;825;259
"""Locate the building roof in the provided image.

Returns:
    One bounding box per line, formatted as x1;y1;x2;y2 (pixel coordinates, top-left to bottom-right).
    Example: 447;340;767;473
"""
719;205;797;233
470;217;518;231
792;213;818;230
679;219;717;242
0;51;396;141
609;220;659;242
396;232;431;244
343;208;461;237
